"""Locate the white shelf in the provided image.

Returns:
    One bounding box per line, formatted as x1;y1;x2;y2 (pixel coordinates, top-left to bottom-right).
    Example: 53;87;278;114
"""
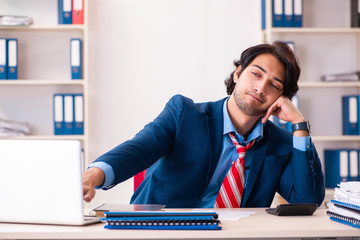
0;79;85;86
264;28;360;34
0;135;86;141
0;25;85;31
299;81;360;88
312;135;360;142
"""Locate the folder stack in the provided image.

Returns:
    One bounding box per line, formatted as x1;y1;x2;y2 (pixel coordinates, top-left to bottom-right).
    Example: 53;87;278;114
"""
0;38;18;80
261;0;303;29
53;93;84;135
327;181;360;229
0;118;30;137
101;211;222;230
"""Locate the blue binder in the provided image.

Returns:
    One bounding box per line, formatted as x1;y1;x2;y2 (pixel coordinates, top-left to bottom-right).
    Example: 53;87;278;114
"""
342;95;358;135
0;38;7;79
63;94;74;135
293;0;303;27
7;39;17;80
58;0;72;24
284;0;293;27
70;38;82;80
261;0;266;30
53;94;64;135
73;93;84;135
324;149;351;188
272;0;284;27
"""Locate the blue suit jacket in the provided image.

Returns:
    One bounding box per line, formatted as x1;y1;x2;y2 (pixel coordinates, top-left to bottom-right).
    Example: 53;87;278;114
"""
95;95;325;208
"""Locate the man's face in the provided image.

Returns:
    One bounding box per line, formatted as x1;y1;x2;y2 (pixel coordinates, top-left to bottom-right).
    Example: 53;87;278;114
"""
232;53;285;117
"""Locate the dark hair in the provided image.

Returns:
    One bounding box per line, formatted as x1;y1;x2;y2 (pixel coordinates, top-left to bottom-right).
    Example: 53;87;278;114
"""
224;41;300;100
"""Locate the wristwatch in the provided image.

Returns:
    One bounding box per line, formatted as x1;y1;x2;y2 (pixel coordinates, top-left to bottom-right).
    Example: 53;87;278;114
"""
291;120;311;133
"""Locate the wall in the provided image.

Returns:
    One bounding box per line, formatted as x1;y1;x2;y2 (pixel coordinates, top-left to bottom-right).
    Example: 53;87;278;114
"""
87;0;262;207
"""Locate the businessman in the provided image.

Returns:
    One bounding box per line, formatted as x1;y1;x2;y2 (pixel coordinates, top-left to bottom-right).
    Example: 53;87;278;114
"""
83;41;325;208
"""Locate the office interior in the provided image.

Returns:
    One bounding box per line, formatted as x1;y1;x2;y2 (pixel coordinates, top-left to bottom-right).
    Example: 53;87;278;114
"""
0;0;357;211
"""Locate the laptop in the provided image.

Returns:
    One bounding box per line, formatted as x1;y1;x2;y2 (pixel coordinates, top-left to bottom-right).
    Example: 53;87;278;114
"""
0;139;100;225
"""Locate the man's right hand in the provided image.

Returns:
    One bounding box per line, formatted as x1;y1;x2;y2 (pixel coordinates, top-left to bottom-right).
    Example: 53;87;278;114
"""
82;167;105;202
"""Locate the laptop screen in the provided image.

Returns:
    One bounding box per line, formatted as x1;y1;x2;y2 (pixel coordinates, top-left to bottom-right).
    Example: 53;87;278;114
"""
0;139;86;225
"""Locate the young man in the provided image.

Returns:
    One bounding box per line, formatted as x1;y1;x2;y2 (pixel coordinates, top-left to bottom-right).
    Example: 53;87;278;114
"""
83;42;325;208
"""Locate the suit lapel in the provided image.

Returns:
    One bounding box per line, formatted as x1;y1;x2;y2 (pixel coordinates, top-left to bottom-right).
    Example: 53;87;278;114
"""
241;126;270;206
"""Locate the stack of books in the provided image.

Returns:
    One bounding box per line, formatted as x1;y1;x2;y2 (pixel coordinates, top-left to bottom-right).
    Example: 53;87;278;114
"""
101;211;222;230
0;118;30;137
327;181;360;229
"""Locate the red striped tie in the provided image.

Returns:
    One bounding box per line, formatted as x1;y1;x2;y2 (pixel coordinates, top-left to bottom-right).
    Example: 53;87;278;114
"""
214;132;255;208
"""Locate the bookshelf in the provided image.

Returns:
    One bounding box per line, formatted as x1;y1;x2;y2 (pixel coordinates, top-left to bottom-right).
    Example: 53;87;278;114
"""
0;0;90;163
262;0;360;144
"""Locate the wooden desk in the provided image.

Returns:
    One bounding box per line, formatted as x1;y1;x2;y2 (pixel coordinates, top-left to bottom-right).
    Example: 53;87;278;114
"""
0;208;359;239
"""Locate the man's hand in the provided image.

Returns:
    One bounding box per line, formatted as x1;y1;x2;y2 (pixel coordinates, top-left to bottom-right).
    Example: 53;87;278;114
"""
262;96;309;137
82;167;105;202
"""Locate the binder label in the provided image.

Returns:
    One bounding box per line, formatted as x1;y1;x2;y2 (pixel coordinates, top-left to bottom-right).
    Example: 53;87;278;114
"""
350;150;358;178
0;39;5;65
73;0;83;10
8;40;17;67
349;97;357;123
63;0;72;11
340;151;349;178
274;0;283;14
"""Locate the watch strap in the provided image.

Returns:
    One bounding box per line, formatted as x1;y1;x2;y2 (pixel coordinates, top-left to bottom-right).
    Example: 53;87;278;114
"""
291;121;310;133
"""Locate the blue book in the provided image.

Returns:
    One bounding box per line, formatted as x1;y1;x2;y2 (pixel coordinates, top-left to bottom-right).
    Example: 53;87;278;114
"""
0;38;7;79
342;95;358;135
328;212;360;229
6;39;17;80
331;199;360;212
73;93;84;135
293;0;303;27
58;0;72;24
272;0;284;27
63;94;74;135
324;149;352;188
102;212;221;230
53;94;64;135
70;38;82;80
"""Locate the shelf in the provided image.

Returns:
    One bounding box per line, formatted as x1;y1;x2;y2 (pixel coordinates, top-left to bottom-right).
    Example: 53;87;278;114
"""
299;82;360;88
312;135;360;142
0;135;86;141
264;28;360;34
0;79;85;86
0;25;85;31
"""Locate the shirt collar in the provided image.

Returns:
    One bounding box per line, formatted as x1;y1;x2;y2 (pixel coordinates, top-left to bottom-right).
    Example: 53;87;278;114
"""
223;97;263;144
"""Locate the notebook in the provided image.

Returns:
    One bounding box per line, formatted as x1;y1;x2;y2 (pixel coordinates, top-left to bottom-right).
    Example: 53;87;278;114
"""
0;139;100;225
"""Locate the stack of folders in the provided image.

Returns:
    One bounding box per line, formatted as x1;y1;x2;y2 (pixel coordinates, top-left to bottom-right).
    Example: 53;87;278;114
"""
0;38;18;80
321;71;360;82
53;93;84;135
327;182;360;229
0;118;30;137
261;0;303;29
101;212;222;230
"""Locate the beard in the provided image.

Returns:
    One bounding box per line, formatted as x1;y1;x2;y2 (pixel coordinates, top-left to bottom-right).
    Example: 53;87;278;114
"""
233;90;267;117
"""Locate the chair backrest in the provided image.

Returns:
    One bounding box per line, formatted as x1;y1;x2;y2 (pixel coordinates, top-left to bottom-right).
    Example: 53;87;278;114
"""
134;170;146;192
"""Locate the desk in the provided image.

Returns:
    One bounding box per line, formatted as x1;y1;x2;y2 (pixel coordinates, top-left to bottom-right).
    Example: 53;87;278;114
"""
0;208;359;240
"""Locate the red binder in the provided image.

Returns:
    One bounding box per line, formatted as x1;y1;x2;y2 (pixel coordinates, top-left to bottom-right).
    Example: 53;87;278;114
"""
72;0;84;24
134;170;146;192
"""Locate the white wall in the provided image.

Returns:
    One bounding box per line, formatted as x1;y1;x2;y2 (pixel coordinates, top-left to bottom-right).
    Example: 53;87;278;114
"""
87;0;262;208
